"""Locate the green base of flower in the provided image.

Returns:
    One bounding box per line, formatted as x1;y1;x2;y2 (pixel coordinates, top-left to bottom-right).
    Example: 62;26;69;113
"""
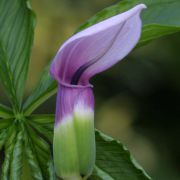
74;112;95;176
53;111;95;179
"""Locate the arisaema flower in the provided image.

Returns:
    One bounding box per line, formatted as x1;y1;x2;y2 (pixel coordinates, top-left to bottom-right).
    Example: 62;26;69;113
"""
50;4;146;180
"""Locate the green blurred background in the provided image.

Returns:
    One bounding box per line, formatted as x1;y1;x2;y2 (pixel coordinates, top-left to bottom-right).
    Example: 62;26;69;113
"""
3;0;180;179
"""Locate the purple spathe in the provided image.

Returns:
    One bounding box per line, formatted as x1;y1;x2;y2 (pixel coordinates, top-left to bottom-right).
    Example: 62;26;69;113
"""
50;4;146;126
50;4;146;179
55;83;94;125
50;4;146;87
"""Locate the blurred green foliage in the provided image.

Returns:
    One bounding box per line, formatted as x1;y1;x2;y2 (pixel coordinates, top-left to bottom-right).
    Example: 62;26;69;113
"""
1;0;179;179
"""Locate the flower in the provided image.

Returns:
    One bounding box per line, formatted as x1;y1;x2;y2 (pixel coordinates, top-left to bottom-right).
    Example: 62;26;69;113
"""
50;4;146;180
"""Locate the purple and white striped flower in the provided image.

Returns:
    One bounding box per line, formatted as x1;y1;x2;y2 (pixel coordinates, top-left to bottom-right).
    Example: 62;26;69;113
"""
50;4;146;180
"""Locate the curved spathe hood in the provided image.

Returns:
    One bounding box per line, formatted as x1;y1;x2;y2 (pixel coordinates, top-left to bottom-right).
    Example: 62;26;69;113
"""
50;4;146;86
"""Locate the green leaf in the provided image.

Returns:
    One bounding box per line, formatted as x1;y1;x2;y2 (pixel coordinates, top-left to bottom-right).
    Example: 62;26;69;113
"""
25;121;55;180
25;146;43;180
26;119;53;143
10;130;23;180
77;0;180;47
137;24;180;47
28;115;54;131
23;65;57;115
24;0;180;113
93;130;151;180
0;104;13;119
47;160;56;180
0;119;13;130
90;166;113;180
24;115;56;179
26;115;54;142
0;44;19;110
0;0;35;109
0;123;16;151
1;125;17;180
25;131;43;180
26;125;51;157
0;129;8;150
